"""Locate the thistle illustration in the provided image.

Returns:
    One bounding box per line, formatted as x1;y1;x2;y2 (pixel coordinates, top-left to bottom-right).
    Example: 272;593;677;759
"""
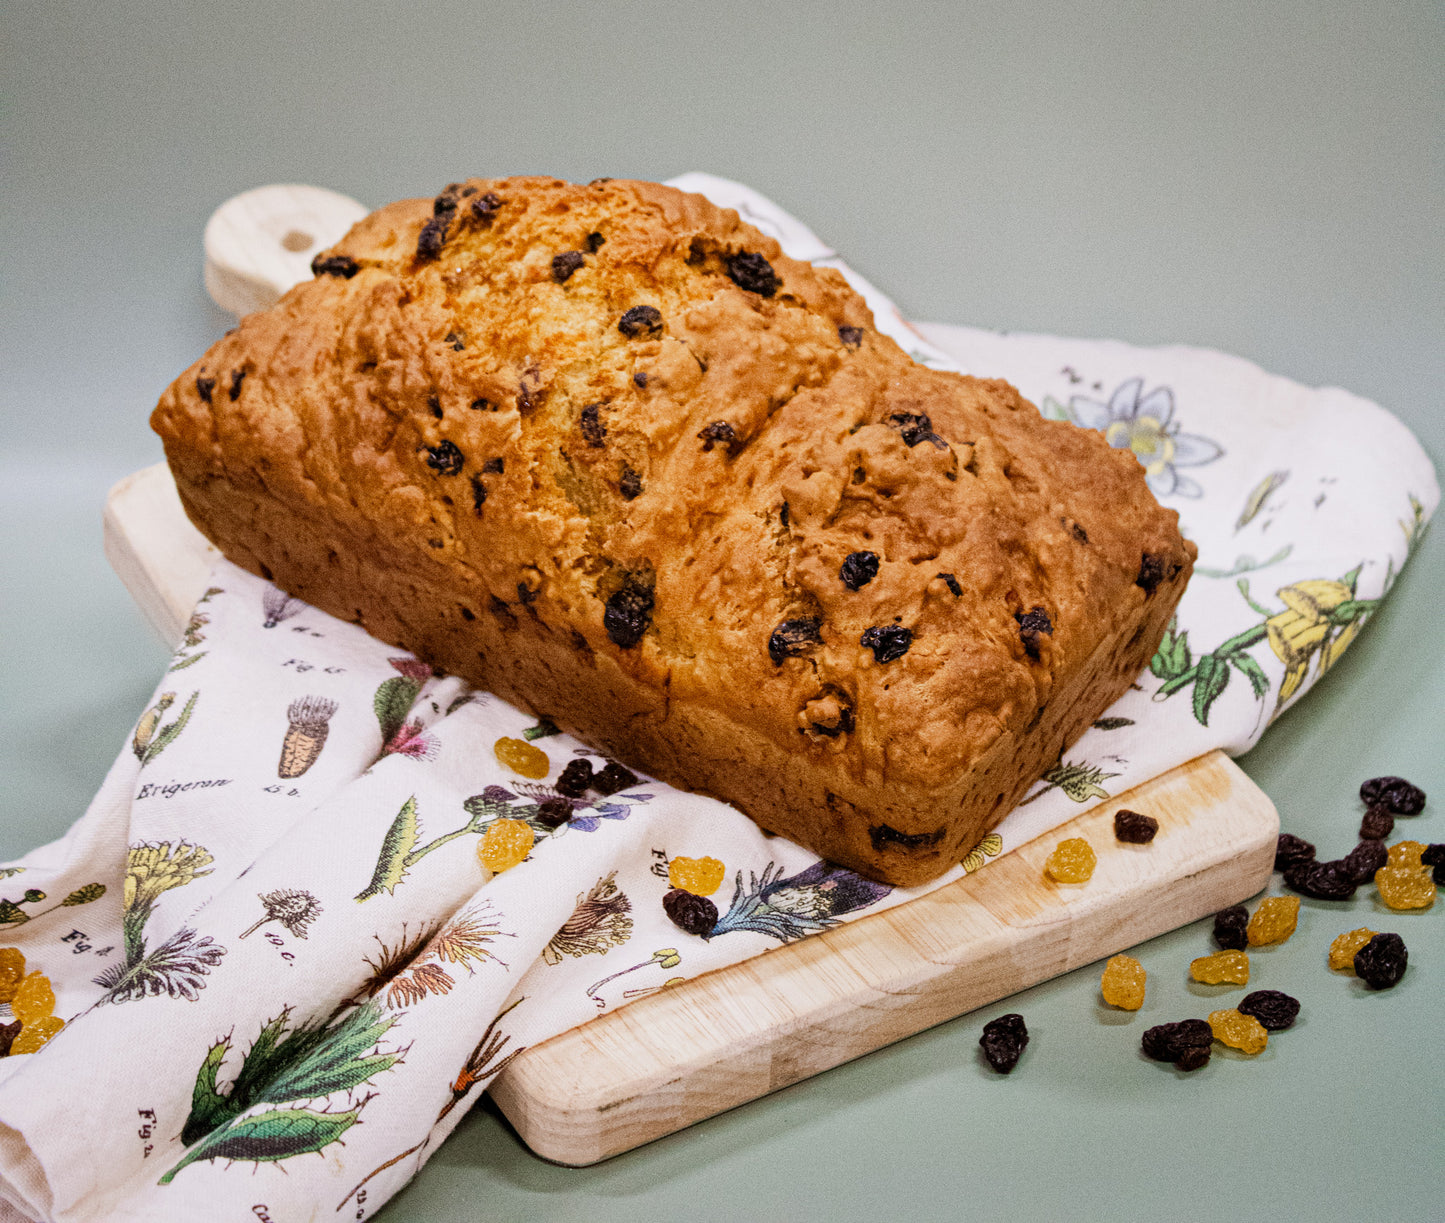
707;861;893;944
542;872;633;966
261;585;305;628
239;889;322;940
356;903;512;1008
585;947;679;1008
160;1001;403;1185
278;695;339;778
131;691;199;767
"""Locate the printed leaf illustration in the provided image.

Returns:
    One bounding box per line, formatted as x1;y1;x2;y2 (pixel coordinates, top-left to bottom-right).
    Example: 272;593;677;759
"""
1091;717;1134;731
373;676;422;746
355;798;420;901
60;883;106;907
521;716;560;741
167;651;206;673
1149;620;1191;681
163;1105;363;1184
1229;652;1271;698
709;861;892;944
138;691;200;768
1191;653;1230;726
1020;760;1121;807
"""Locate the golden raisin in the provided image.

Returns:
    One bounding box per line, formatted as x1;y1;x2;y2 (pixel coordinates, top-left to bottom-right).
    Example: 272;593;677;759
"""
668;856;726;896
1208;1008;1268;1055
478;818;535;872
1100;954;1146;1010
1386;840;1425;868
493;736;549;779
1374;866;1436;911
1045;837;1097;884
9;1016;63;1056
1190;950;1250;986
1328;927;1378;972
0;948;24;1004
1246;895;1300;946
11;973;54;1025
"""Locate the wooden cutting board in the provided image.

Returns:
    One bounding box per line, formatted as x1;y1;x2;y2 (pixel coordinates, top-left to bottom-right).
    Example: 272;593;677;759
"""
104;462;1278;1165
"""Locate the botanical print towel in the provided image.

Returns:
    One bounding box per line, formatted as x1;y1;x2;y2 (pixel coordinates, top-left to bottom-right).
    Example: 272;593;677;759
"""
0;176;1433;1222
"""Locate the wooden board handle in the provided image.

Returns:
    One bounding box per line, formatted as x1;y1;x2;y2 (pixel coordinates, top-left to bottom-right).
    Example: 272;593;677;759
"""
202;183;367;316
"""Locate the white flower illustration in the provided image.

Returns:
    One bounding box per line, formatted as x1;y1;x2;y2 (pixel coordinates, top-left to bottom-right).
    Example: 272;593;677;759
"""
1066;378;1223;497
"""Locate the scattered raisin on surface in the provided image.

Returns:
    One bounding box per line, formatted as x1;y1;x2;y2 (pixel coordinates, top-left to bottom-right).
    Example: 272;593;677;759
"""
1174;1045;1212;1072
725;250;779;296
618;304;663;337
1246;896;1300;946
1100;954;1147;1010
1284;858;1357;900
311;252;359;278
769;618;824;665
1142;1019;1212;1067
886;411;946;449
1275;833;1317;872
593;761;639;796
1374;865;1436;910
1015;606;1053;659
229;369;246;401
860;624;913;663
551;250;586;283
1329;927;1378;972
445;331;465;351
839;551;880;590
470;473;487;513
1386;840;1425;868
534;797;573;829
482;457;504;474
1359;776;1426;815
1342;838;1388;884
416;213;451;260
1422;844;1445;868
663;888;718;937
838;325;863;347
1045;837;1097;884
195;374;215;403
697;421;737;453
619;464;643;500
471;191;503;224
424;440;464;475
1238;989;1300;1031
586;231;605;252
1360;807;1395;840
554;758;595;798
1208;1008;1268;1054
1136;552;1166;593
1213;904;1249;951
579;403;607;447
1191;950;1250;985
979;1013;1029;1074
604;577;654;649
1354;932;1408;989
633;371;648;388
1114;809;1159;844
0;1021;18;1059
937;572;962;597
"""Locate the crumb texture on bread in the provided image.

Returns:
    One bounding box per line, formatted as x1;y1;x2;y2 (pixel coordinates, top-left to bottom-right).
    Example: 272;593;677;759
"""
153;176;1196;885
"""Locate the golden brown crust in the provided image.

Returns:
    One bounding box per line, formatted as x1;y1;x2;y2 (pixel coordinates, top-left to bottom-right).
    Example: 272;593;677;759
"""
153;176;1195;886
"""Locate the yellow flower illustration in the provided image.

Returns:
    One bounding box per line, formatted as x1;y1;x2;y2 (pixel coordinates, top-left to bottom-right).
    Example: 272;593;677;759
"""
1265;579;1356;702
961;833;1004;875
123;841;215;913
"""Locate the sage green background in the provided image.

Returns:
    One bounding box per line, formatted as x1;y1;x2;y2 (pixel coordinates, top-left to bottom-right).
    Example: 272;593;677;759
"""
2;3;1441;1220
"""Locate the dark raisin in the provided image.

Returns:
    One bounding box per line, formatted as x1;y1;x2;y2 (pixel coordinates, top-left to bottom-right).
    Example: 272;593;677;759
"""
551;250;586;283
663;888;718;937
1274;833;1316;872
229;369;245;401
860;624;912;663
416;213;451;261
1342;838;1388;884
779;501;789;528
1136;552;1166;593
554;758;595;798
428;394;443;419
1071;522;1089;543
433;184;462;214
619;464;643;501
311;252;359;278
603;577;654;649
1114;809;1159;844
579;404;607;448
470;473;487;513
1238;989;1300;1031
489;595;517;629
979;1013;1029;1074
516;582;538;605
482;457;504;474
0;1020;19;1059
1141;1018;1212;1064
869;824;944;851
1283;858;1357;900
471;398;495;412
1420;843;1445;868
195;374;215;403
619;305;663;337
1360;807;1395;840
534;797;573;829
1359;775;1426;815
839;551;880;590
517;370;541;413
725;250;779;297
838;325;863;347
1212;904;1249;951
471;192;503;224
697;421;737;453
424;440;464;476
887;411;946;449
768;618;823;665
1174;1045;1212;1072
585;231;605;252
593;761;639;796
937;572;962;597
633;371;648;388
1015;606;1053;660
1354;932;1408;989
445;331;465;351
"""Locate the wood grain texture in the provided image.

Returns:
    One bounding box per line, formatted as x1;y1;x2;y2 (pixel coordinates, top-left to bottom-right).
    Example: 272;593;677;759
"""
106;464;1277;1167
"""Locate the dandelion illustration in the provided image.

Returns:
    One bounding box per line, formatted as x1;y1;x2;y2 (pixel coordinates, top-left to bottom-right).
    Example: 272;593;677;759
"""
239;889;322;941
278;695;339;778
131;691;199;767
542;872;633;966
261;585;305;628
585;948;680;1007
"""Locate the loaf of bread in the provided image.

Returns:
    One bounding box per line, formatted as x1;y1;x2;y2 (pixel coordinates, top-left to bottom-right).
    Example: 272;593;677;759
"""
152;176;1195;886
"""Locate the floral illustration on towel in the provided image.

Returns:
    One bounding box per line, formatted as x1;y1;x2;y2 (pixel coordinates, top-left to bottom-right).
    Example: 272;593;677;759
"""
167;586;222;673
1019;759;1122;807
586;947;681;1009
278;695;339;778
0;882;106;928
355;902;513;1008
240;889;322;941
371;658;441;765
960;833;1004;875
699;861;893;944
94;841;226;1003
542;872;633;965
160;1000;404;1185
131;691;200;767
1042;377;1223;498
261;584;305;628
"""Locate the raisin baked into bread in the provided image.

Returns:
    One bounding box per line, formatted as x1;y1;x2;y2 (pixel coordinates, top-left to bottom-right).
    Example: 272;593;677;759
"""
152;176;1195;887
